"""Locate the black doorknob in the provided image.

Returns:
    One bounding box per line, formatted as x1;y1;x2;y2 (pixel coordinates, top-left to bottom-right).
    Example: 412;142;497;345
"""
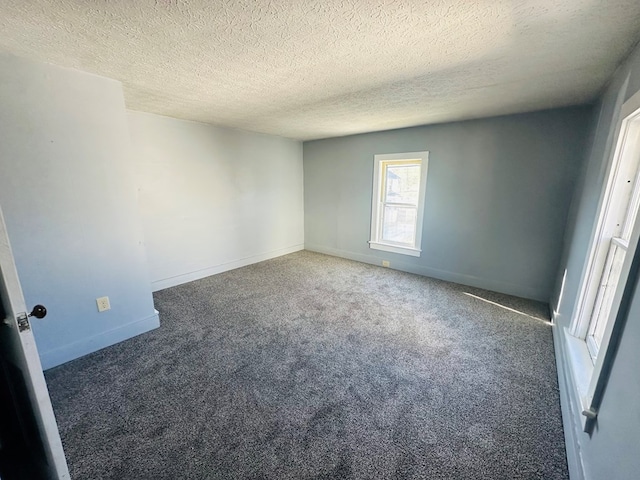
29;305;47;319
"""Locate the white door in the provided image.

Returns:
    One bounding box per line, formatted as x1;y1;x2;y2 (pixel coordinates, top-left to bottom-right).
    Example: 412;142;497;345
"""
0;205;69;479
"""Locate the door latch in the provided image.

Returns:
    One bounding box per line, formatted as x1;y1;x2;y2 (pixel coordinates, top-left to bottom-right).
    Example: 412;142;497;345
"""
17;313;30;332
14;305;47;332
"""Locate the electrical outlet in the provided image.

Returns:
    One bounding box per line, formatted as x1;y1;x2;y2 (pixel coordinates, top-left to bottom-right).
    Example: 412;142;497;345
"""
96;296;111;312
382;260;390;267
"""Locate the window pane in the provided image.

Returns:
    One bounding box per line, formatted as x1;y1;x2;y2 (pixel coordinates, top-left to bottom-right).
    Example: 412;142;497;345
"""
385;164;420;205
382;205;417;245
588;240;626;357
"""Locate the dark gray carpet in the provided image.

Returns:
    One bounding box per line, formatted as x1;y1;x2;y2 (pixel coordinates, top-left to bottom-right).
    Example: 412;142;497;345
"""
45;251;568;479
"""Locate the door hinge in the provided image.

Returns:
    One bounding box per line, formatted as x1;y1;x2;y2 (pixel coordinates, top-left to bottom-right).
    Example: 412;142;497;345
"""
16;313;30;332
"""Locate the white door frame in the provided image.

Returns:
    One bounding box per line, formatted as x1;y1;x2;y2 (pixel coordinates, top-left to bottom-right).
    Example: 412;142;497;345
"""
0;204;70;479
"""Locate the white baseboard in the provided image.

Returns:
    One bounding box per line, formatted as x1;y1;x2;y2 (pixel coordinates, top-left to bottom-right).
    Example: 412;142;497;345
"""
40;310;160;370
305;244;548;301
151;244;305;292
552;319;587;480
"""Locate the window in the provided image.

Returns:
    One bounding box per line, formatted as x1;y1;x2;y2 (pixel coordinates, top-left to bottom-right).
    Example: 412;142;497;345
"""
564;89;640;430
369;151;429;257
571;100;640;362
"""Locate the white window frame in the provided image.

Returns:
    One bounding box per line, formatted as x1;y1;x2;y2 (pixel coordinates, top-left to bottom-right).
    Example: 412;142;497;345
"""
565;88;640;431
369;151;429;257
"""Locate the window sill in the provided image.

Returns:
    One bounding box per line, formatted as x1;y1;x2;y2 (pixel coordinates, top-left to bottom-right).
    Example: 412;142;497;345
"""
563;327;595;431
369;241;421;257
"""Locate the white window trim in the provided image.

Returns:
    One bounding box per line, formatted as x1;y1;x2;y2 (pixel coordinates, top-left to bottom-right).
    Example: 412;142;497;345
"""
565;87;640;431
369;151;429;257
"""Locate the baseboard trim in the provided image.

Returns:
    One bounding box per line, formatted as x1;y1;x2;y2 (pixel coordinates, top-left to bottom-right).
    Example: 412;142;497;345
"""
552;319;587;480
305;244;548;301
151;244;305;291
40;310;160;370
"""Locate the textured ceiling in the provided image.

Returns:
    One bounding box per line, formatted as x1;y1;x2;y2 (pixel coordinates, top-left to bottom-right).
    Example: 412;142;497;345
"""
1;1;640;140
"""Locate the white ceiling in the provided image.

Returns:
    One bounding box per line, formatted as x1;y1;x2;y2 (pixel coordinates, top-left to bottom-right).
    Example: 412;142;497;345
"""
1;1;639;140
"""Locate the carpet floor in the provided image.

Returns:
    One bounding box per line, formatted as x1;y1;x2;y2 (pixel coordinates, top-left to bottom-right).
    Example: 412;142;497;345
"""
45;251;568;479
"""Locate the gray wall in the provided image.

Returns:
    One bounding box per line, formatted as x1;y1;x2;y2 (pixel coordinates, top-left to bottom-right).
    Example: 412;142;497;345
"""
127;111;304;291
551;41;640;480
0;54;159;369
304;108;591;301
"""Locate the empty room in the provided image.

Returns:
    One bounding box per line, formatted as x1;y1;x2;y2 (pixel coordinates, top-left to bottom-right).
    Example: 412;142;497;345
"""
1;1;640;479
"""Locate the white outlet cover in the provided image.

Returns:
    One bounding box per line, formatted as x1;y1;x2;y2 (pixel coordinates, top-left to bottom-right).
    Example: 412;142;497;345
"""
96;296;110;312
